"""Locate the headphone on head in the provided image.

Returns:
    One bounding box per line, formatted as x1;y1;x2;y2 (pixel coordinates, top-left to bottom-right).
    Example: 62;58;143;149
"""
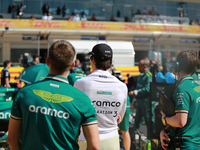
172;61;197;75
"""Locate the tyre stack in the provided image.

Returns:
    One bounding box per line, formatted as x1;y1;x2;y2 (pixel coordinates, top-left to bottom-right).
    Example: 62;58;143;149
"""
77;53;91;75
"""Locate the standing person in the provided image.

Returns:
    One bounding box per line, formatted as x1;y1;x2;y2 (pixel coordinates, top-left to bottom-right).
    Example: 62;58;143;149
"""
57;7;61;15
68;68;86;86
31;55;40;65
1;60;11;87
129;59;153;139
11;4;16;19
74;43;127;150
7;40;100;150
160;51;200;150
62;5;66;18
192;59;200;85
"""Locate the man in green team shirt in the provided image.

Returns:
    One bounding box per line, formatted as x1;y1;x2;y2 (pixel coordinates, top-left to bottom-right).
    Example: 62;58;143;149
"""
68;68;86;86
129;59;153;139
192;59;200;85
7;40;100;150
160;51;200;150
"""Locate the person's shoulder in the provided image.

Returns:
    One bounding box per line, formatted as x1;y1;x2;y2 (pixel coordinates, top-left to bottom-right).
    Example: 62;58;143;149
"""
145;70;152;77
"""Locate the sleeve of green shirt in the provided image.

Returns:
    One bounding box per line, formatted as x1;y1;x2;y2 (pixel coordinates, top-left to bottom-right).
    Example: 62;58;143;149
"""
136;75;151;99
80;95;97;126
174;87;190;112
11;91;23;119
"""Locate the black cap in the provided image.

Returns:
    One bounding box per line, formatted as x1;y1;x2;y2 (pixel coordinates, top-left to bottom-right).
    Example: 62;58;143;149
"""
33;54;40;59
88;44;113;61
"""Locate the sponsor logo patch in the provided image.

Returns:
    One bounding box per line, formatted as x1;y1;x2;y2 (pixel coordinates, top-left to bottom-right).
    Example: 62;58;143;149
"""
33;90;73;103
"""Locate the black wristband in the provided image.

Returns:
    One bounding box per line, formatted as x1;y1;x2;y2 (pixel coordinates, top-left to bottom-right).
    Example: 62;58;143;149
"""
164;128;169;133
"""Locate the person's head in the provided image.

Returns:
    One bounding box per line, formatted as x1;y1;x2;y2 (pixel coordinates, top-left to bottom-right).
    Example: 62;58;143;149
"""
33;55;40;64
4;60;11;68
76;14;79;17
48;13;51;16
47;40;75;74
139;59;149;73
75;59;80;66
89;43;113;71
176;50;197;74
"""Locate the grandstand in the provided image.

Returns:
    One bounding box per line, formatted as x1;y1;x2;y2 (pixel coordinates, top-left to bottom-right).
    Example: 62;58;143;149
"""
0;0;200;82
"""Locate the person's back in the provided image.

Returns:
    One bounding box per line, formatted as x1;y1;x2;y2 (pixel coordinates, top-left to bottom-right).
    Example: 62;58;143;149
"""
11;76;96;150
75;70;127;138
170;76;200;149
74;43;127;150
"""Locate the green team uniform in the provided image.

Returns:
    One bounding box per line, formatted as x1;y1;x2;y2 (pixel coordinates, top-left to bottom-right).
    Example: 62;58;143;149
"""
192;70;200;85
11;74;97;150
68;73;86;86
169;76;200;149
130;69;153;138
119;95;130;131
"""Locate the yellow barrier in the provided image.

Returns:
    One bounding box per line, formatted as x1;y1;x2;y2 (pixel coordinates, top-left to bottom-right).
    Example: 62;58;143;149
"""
115;67;140;82
0;19;200;33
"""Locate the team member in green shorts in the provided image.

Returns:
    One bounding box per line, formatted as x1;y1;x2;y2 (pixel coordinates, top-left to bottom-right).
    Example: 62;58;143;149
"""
129;59;153;139
7;40;100;150
68;68;86;86
160;51;200;150
119;95;131;150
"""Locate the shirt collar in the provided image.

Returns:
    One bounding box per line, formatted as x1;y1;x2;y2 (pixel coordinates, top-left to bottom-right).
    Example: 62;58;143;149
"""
45;74;69;84
177;75;193;86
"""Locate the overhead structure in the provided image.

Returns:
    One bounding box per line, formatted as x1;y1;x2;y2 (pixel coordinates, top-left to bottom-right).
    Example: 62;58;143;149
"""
158;0;200;3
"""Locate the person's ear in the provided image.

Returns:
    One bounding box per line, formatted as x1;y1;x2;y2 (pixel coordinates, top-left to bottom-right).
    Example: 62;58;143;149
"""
70;61;75;69
46;58;50;66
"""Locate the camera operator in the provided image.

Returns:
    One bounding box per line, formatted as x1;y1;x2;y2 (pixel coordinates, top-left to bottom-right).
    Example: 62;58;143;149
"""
160;50;200;150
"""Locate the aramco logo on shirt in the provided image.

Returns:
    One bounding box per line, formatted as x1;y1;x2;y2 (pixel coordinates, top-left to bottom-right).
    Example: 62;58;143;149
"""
0;112;10;119
33;90;73;103
29;105;70;119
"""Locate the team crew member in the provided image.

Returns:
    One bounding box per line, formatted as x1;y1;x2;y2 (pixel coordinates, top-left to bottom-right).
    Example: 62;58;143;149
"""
160;51;200;150
68;68;86;86
129;59;153;138
7;40;100;150
192;59;200;85
31;54;40;65
1;60;11;87
119;95;131;150
74;43;127;150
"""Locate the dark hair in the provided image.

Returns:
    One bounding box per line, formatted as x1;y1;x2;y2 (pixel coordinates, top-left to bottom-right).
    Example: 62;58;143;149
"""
49;40;75;73
4;60;11;68
91;56;112;70
176;50;197;74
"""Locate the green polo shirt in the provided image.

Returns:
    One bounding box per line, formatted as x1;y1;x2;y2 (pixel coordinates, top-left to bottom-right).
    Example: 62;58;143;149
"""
192;70;200;85
135;69;152;100
68;73;86;86
173;76;200;148
11;74;97;150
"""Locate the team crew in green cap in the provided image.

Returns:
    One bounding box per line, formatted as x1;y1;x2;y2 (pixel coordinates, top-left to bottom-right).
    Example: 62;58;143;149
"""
7;40;100;150
160;50;200;150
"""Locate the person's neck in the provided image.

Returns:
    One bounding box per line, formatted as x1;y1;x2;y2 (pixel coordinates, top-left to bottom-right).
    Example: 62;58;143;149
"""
144;68;148;72
93;68;109;72
178;71;190;81
48;70;69;79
